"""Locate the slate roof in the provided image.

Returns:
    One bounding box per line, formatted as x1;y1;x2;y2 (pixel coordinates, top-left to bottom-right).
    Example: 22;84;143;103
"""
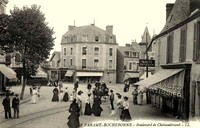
161;0;198;33
118;46;137;57
64;25;112;36
49;51;60;61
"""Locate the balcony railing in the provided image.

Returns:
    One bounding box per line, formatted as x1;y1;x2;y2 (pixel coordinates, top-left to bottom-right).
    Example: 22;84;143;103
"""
76;66;104;71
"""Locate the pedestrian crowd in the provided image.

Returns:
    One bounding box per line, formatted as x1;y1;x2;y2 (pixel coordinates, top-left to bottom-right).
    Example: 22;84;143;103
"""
1;79;145;128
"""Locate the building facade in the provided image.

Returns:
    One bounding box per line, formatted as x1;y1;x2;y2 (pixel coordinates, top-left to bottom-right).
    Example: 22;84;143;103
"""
60;24;118;83
117;42;140;83
136;0;200;120
48;51;60;82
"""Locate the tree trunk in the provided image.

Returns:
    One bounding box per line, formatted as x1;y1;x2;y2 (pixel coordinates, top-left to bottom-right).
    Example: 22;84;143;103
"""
20;58;26;100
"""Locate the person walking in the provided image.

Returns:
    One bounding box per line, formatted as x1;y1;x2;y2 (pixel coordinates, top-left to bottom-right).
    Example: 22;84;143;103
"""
138;91;144;105
84;93;92;116
31;86;38;104
58;81;63;93
87;82;92;94
120;96;132;121
2;94;12;119
12;94;20;118
52;86;59;102
115;94;123;120
74;81;79;92
132;88;138;105
37;86;41;98
63;87;69;102
67;99;80;128
109;90;115;116
92;95;103;116
77;91;83;116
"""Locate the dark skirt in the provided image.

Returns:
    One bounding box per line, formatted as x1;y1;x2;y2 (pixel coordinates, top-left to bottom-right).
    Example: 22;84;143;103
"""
120;109;132;121
67;113;80;128
63;92;69;102
92;103;103;116
52;93;59;102
84;103;92;115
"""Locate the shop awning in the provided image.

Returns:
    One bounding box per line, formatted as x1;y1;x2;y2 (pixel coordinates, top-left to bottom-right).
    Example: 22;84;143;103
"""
76;72;103;77
139;72;152;80
134;68;184;91
31;67;47;78
0;64;17;80
65;70;74;77
124;72;139;80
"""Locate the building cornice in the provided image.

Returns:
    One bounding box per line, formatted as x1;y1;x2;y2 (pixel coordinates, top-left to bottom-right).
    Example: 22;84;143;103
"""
61;42;118;45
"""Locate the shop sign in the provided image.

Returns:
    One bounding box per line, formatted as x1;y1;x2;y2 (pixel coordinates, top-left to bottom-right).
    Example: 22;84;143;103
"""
139;59;155;67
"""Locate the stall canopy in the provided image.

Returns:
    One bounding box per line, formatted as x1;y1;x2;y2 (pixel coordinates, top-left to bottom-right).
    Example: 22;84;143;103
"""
134;68;184;91
124;72;139;80
76;72;103;77
0;64;17;81
65;70;74;77
31;68;47;78
139;72;152;80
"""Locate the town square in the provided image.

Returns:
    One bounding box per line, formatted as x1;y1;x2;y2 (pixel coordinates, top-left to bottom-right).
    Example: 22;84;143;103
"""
0;0;200;128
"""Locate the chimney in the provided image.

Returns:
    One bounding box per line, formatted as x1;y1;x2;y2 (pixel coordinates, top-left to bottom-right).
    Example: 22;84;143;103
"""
125;44;131;47
68;25;76;31
166;3;174;20
106;25;113;34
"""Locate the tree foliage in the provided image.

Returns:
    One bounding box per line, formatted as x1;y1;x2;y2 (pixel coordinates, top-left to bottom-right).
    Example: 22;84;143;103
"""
9;5;55;64
0;5;55;76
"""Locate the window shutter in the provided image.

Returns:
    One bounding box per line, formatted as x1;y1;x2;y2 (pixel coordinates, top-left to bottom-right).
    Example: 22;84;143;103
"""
193;23;197;61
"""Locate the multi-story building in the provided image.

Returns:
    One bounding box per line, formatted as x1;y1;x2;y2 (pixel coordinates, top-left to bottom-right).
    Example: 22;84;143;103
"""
136;0;200;120
117;42;140;83
48;51;60;82
60;24;118;83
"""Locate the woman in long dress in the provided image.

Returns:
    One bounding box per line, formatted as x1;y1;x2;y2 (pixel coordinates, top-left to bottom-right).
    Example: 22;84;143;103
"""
115;94;123;120
120;96;132;121
137;91;143;105
52;86;59;102
84;93;92;116
31;87;38;104
63;87;69;102
67;99;80;128
92;95;103;116
77;91;83;116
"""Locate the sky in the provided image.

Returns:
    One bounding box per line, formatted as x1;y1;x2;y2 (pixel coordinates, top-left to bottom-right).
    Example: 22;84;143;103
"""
6;0;176;53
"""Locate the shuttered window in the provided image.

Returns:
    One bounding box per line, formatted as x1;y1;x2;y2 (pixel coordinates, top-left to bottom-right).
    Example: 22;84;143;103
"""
166;33;174;64
179;27;187;62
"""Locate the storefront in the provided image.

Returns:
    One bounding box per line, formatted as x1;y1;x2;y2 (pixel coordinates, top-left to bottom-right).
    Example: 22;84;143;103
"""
134;63;191;120
76;71;103;83
0;64;18;93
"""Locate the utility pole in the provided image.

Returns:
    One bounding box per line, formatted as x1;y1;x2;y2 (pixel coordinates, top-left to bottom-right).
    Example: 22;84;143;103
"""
146;28;149;78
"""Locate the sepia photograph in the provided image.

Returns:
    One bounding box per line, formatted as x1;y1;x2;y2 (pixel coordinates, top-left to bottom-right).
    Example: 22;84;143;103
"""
0;0;200;128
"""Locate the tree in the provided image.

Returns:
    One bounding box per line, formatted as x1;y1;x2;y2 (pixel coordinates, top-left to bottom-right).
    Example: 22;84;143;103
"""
7;5;55;99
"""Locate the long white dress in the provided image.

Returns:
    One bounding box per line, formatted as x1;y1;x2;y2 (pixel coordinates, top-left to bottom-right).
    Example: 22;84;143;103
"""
31;89;38;104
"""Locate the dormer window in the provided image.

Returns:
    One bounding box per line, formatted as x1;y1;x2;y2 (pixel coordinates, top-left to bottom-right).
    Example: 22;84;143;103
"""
95;36;99;42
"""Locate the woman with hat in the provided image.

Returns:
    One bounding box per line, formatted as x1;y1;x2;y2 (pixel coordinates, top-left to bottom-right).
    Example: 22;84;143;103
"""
120;96;132;121
77;90;83;116
92;94;103;116
115;93;123;120
67;99;80;128
84;93;92;116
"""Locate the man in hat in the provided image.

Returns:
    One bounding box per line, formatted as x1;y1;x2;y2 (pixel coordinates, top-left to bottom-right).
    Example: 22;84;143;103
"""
12;94;20;118
109;90;115;116
2;94;12;119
